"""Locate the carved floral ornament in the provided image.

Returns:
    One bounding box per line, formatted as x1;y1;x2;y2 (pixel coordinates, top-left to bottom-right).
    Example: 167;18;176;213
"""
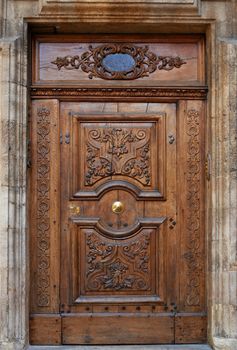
51;43;186;80
86;232;150;291
85;127;151;186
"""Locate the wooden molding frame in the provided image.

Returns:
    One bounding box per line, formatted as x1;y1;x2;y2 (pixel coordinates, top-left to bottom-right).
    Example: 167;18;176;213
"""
31;86;207;99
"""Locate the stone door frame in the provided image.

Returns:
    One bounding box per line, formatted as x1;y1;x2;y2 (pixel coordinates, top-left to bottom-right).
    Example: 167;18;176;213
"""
0;3;237;349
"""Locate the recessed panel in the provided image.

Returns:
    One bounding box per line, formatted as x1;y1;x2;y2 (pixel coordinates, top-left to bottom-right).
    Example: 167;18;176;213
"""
83;122;152;187
70;227;162;304
69;113;166;199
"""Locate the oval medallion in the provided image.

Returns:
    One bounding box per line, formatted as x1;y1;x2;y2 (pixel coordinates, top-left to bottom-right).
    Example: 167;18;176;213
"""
102;53;135;73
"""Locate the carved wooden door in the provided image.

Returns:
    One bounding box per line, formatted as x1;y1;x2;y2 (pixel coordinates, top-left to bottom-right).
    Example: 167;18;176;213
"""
29;34;207;346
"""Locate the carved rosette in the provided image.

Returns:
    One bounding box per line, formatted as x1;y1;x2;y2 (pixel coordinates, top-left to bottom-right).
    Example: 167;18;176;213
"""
86;232;151;292
36;107;51;307
51;43;186;80
85;127;151;186
184;109;202;307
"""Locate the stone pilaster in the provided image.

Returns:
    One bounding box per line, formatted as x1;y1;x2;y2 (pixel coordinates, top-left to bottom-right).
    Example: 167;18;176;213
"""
210;39;237;350
0;37;28;350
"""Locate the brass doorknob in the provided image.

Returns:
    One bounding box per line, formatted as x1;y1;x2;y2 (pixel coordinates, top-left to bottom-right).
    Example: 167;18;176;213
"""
112;201;124;214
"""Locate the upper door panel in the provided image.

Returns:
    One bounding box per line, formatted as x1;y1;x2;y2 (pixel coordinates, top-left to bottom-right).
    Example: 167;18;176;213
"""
32;34;205;87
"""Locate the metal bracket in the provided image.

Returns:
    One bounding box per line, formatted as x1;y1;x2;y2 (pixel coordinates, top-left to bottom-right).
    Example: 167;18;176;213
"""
169;217;176;229
27;139;32;168
205;153;211;180
60;131;70;144
168;134;175;144
65;132;70;144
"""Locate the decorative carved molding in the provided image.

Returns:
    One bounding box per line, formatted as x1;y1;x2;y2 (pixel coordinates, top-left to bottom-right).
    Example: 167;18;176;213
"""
86;232;150;291
51;44;186;80
36;107;51;307
184;109;202;307
31;87;208;99
85;127;151;186
72;215;166;238
122;143;150;185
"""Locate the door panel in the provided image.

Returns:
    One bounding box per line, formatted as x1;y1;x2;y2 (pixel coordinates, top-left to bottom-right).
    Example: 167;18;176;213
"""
59;102;177;343
70;112;166;199
62;314;174;344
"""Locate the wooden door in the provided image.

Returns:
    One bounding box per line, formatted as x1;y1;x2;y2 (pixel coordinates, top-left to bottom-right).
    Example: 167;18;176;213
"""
60;102;174;344
29;35;207;346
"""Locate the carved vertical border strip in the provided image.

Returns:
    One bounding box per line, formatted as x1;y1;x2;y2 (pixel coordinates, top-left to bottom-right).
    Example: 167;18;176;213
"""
36;106;51;307
184;108;202;307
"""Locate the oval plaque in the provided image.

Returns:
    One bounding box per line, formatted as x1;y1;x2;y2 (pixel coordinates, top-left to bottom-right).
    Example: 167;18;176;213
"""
102;53;135;73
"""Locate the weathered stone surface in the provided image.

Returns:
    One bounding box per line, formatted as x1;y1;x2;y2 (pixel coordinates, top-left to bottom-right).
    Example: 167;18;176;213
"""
38;0;201;16
0;38;28;350
208;40;237;349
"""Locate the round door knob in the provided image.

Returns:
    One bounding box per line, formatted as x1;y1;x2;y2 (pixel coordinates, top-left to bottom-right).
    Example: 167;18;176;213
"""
112;201;124;214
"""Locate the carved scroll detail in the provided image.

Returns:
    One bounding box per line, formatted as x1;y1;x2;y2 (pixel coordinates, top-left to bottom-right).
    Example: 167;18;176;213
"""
51;43;186;80
85;127;151;186
86;232;150;291
184;109;202;306
122;143;150;185
36;107;51;307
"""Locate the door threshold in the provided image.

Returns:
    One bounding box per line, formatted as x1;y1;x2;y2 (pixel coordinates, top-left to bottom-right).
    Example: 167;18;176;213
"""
28;345;212;350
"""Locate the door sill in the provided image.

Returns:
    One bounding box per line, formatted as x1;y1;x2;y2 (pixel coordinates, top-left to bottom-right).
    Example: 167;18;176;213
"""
27;345;212;350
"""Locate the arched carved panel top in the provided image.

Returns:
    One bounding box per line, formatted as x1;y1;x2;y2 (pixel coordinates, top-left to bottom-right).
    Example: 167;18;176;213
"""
71;215;166;239
61;110;166;199
75;228;160;301
85;125;151;186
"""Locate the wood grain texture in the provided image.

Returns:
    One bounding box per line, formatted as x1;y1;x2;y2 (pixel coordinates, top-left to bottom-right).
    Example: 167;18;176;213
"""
175;314;207;343
29;315;61;345
62;314;174;344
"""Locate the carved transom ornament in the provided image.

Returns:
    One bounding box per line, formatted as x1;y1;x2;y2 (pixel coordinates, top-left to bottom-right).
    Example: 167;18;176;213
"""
51;43;186;80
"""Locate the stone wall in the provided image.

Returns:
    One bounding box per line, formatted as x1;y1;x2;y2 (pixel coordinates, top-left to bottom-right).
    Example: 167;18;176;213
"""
0;0;236;349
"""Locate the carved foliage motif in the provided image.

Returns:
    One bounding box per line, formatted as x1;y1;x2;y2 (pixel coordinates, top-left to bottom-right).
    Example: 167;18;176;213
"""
85;127;151;186
51;43;186;80
184;109;202;307
36;107;51;307
86;232;151;291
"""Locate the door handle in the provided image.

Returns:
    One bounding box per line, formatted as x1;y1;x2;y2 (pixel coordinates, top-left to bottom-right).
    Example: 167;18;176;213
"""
112;201;124;214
